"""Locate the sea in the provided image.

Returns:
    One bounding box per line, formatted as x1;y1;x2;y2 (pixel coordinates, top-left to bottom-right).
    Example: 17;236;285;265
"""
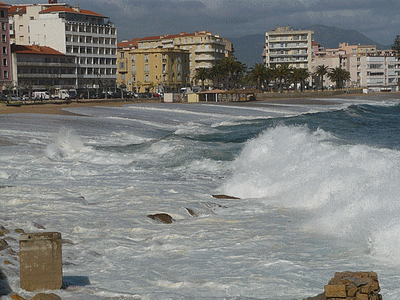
1;94;400;300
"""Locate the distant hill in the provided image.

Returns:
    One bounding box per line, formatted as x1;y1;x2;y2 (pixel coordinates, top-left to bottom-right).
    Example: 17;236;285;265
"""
227;34;265;68
228;25;391;69
306;24;390;50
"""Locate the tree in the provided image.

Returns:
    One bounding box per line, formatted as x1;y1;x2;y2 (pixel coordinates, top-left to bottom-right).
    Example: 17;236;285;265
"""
328;67;351;89
219;57;246;89
273;64;291;92
248;63;268;90
193;68;210;90
314;64;330;91
392;35;400;55
208;64;225;89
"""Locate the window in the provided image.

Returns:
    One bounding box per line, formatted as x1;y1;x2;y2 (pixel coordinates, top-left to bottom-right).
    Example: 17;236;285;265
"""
3;70;7;78
145;54;149;62
121;74;125;80
2;46;6;54
131;55;135;62
2;58;6;66
2;34;7;42
0;10;4;18
119;62;125;69
145;75;149;82
120;52;124;58
144;64;149;73
1;22;5;30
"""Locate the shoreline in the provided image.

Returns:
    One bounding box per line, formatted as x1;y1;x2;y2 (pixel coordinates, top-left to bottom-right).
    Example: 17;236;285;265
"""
0;91;398;116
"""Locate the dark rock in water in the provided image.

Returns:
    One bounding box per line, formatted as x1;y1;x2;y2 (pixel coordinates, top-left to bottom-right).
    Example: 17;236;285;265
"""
147;213;174;224
31;293;61;300
0;239;8;251
212;194;240;200
303;292;326;300
185;208;198;217
33;222;46;230
0;226;9;237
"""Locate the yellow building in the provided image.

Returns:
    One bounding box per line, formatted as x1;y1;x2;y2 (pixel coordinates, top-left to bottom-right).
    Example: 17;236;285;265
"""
117;31;233;91
117;38;190;93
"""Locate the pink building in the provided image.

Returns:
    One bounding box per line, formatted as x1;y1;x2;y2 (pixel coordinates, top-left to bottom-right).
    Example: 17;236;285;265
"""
0;2;11;91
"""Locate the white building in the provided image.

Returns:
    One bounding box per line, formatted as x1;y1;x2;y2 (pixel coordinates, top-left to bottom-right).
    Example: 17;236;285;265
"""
360;54;400;92
264;26;314;72
9;2;117;89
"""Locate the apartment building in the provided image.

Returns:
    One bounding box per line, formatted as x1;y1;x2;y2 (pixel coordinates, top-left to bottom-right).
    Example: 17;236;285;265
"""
11;44;77;89
0;2;11;89
312;43;399;91
264;26;314;72
118;31;230;88
359;52;400;92
9;1;117;89
117;38;190;93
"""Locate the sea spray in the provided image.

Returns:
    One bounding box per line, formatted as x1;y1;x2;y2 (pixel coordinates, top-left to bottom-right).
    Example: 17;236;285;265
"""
222;125;400;264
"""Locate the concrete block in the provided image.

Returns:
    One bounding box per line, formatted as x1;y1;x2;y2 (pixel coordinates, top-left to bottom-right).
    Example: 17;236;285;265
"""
19;232;62;291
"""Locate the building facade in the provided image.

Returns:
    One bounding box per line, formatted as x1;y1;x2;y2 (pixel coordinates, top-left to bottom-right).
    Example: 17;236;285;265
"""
117;39;190;93
9;1;117;89
0;2;12;90
118;31;230;87
11;44;76;90
264;26;314;72
312;43;400;91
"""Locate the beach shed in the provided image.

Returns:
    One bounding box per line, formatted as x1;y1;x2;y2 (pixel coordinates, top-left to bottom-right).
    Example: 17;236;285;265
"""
197;89;226;102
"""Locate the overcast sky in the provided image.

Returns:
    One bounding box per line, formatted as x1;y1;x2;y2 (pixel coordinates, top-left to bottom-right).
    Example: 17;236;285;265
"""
7;0;400;45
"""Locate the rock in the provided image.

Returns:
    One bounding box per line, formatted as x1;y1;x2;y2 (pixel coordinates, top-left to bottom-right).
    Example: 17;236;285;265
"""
303;293;326;300
4;260;11;265
147;213;174;224
185;208;198;217
324;271;381;300
0;239;8;251
11;294;26;300
0;226;9;236
31;293;61;300
15;229;25;234
212;194;240;200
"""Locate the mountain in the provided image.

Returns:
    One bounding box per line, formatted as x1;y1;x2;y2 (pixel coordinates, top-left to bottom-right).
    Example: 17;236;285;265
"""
305;24;390;50
228;25;391;68
227;34;265;68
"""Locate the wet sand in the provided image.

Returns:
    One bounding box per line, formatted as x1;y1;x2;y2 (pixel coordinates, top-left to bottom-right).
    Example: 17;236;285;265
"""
0;92;397;116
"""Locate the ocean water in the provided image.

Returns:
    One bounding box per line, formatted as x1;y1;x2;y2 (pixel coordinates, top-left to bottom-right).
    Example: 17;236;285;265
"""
1;95;400;300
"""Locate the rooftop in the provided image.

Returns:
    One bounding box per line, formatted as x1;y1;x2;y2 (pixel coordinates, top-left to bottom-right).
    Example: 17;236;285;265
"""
12;44;67;56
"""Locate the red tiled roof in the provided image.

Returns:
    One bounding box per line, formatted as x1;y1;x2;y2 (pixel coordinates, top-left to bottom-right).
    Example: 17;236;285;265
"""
39;6;104;17
9;5;27;14
117;38;139;49
11;44;66;56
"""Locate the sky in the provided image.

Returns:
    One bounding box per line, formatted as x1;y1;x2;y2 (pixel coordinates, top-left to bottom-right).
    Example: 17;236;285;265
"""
6;0;400;46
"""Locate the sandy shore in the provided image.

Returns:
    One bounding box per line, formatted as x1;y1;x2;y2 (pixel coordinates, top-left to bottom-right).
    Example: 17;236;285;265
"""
0;92;398;116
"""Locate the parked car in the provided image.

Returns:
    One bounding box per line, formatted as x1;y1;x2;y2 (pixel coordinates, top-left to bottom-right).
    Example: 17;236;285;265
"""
10;95;22;101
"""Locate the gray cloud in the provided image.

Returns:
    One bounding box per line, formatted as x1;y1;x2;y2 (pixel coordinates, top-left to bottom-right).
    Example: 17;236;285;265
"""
5;0;399;45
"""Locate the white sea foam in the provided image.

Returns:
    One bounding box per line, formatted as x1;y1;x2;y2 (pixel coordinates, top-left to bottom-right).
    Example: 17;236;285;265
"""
222;125;400;264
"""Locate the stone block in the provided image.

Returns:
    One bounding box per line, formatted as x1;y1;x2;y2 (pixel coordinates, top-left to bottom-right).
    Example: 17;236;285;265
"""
324;284;347;298
356;293;368;300
19;232;62;291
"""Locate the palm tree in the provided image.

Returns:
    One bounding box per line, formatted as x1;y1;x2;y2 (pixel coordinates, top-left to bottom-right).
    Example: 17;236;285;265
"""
194;67;210;90
274;64;291;92
314;64;330;91
248;63;268;90
208;64;225;89
219;57;246;89
328;67;351;89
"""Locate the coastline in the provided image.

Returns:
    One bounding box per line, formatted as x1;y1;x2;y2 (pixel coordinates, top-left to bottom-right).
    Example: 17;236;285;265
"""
0;91;398;116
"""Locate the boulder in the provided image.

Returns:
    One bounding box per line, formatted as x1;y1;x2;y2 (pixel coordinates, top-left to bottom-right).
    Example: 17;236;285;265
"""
0;226;9;237
11;294;26;300
0;239;8;251
185;208;198;217
147;213;174;224
31;293;61;300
